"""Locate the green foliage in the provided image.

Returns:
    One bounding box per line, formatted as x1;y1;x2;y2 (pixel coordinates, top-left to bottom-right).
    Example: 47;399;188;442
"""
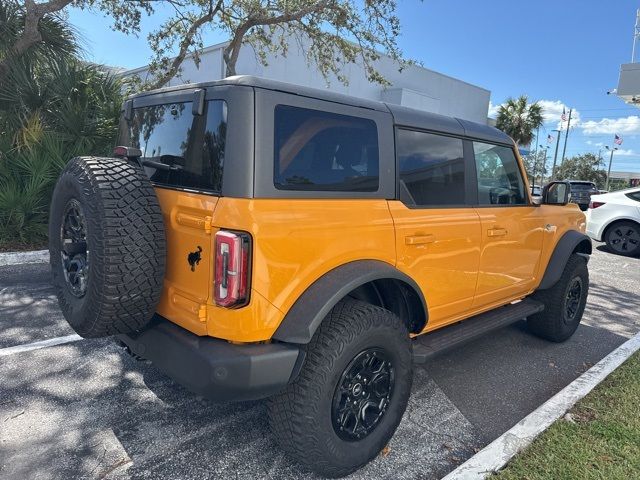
495;96;544;146
555;153;607;188
607;178;633;192
522;150;549;185
0;2;124;248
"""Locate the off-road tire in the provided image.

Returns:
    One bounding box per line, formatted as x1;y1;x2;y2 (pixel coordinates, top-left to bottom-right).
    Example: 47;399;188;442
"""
49;156;166;338
604;220;640;257
267;299;412;478
527;254;589;342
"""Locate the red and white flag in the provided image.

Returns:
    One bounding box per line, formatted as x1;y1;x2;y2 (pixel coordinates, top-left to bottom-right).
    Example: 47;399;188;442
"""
614;134;623;145
561;107;567;121
547;134;553;143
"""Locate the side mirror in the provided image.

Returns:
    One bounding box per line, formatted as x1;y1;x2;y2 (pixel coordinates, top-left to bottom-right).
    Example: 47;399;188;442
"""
542;181;571;205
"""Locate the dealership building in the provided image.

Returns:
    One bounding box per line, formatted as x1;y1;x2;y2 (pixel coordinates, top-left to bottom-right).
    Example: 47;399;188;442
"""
122;39;491;124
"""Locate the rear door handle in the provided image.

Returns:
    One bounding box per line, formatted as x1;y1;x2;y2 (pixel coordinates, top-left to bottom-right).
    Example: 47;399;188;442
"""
487;228;508;237
405;234;435;245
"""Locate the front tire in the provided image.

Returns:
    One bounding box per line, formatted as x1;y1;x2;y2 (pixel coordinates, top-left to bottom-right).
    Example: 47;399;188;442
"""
268;299;412;478
527;254;589;342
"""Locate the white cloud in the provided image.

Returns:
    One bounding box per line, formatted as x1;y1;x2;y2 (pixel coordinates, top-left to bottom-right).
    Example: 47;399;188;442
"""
537;100;581;130
580;116;640;135
488;101;500;118
585;140;604;147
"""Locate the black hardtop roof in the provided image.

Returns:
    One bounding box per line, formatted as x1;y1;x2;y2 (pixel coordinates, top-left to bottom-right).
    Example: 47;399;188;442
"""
129;75;511;145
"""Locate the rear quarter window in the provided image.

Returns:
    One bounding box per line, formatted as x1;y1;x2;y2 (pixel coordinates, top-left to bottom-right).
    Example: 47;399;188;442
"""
626;191;640;202
273;105;379;192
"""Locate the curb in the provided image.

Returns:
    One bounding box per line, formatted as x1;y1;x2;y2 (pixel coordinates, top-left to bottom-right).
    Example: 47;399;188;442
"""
442;331;640;479
0;249;49;267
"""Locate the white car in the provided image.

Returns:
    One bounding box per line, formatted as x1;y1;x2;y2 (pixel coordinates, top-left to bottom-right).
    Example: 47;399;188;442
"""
586;187;640;256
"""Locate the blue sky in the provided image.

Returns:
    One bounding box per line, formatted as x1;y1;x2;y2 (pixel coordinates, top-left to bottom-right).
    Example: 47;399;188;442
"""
68;0;640;172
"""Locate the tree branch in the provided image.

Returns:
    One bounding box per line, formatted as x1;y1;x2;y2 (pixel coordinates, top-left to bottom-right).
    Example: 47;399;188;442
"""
0;0;74;81
146;0;224;90
223;1;327;77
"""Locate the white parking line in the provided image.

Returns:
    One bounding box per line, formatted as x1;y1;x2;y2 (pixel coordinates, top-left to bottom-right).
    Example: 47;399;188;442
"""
0;334;83;357
442;331;640;479
0;249;49;267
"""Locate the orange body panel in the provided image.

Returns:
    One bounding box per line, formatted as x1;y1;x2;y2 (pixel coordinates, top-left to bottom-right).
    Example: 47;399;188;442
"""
154;187;586;343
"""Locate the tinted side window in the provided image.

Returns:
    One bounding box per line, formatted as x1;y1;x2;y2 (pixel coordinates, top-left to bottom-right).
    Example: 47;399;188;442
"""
473;142;526;205
123;100;227;193
396;129;465;206
274;105;379;191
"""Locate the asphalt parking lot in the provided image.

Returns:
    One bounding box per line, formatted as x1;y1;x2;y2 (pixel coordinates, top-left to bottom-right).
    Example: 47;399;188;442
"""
1;245;639;480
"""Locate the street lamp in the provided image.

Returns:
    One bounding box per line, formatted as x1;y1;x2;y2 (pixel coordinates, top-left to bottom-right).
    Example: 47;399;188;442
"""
605;146;618;191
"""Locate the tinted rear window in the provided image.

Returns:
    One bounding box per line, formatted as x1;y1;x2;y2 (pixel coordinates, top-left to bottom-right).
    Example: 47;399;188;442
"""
120;100;227;193
274;105;379;192
570;182;597;191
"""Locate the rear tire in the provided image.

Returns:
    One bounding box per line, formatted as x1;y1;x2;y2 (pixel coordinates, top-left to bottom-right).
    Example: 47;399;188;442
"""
604;220;640;257
268;299;412;478
49;156;166;338
527;254;589;342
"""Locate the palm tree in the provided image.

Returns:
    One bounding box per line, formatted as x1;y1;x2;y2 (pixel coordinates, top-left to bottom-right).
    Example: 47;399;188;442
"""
495;95;544;146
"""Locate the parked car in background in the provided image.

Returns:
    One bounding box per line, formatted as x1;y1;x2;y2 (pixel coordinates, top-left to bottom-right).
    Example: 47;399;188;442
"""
567;180;599;211
587;187;640;257
530;185;542;197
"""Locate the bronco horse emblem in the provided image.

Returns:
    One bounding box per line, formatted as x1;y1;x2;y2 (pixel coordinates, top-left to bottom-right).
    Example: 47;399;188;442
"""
187;246;202;272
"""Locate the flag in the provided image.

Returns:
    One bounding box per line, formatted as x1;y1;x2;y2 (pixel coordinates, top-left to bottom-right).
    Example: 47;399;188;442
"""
547;134;553;143
561;107;567;121
614;134;623;145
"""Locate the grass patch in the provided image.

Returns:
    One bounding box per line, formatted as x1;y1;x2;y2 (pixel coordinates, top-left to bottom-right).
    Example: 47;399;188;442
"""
494;350;640;479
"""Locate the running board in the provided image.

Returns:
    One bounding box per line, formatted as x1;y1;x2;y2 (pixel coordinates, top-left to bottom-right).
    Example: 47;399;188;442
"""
412;298;544;364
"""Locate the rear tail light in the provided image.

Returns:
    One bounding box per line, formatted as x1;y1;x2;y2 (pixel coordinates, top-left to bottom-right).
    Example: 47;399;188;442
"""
214;230;251;307
589;201;606;209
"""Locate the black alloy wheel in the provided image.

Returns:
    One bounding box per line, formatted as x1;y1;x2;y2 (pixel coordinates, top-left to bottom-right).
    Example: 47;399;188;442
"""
332;347;395;442
563;277;583;323
60;199;89;298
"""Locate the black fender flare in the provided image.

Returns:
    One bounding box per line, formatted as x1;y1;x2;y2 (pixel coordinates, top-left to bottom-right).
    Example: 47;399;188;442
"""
272;260;428;344
538;230;592;290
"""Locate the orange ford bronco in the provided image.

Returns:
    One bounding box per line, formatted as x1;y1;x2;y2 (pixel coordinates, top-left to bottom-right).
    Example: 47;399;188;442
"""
50;76;591;477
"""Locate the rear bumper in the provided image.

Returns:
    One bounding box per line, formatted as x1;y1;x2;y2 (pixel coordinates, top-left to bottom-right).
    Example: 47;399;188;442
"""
118;316;302;402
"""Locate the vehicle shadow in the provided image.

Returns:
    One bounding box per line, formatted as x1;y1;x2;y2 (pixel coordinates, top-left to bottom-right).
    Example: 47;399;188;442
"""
595;243;640;258
2;282;637;480
0;337;482;480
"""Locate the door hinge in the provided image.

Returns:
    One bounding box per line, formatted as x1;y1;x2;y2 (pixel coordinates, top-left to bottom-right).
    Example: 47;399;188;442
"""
198;304;208;322
203;216;213;234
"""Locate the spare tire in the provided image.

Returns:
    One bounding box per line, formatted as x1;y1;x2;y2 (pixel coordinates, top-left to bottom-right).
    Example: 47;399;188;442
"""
49;156;166;338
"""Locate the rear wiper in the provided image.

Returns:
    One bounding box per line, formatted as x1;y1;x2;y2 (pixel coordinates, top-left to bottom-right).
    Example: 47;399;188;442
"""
139;158;183;171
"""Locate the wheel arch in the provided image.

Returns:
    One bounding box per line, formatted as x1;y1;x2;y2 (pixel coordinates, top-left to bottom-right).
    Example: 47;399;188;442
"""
538;230;591;290
271;260;428;344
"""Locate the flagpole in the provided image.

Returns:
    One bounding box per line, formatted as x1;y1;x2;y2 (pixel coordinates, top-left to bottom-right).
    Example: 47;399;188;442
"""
605;146;617;191
551;129;562;180
560;108;572;166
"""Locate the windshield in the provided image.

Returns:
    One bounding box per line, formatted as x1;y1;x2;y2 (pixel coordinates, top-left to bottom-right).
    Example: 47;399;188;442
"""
118;100;227;193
